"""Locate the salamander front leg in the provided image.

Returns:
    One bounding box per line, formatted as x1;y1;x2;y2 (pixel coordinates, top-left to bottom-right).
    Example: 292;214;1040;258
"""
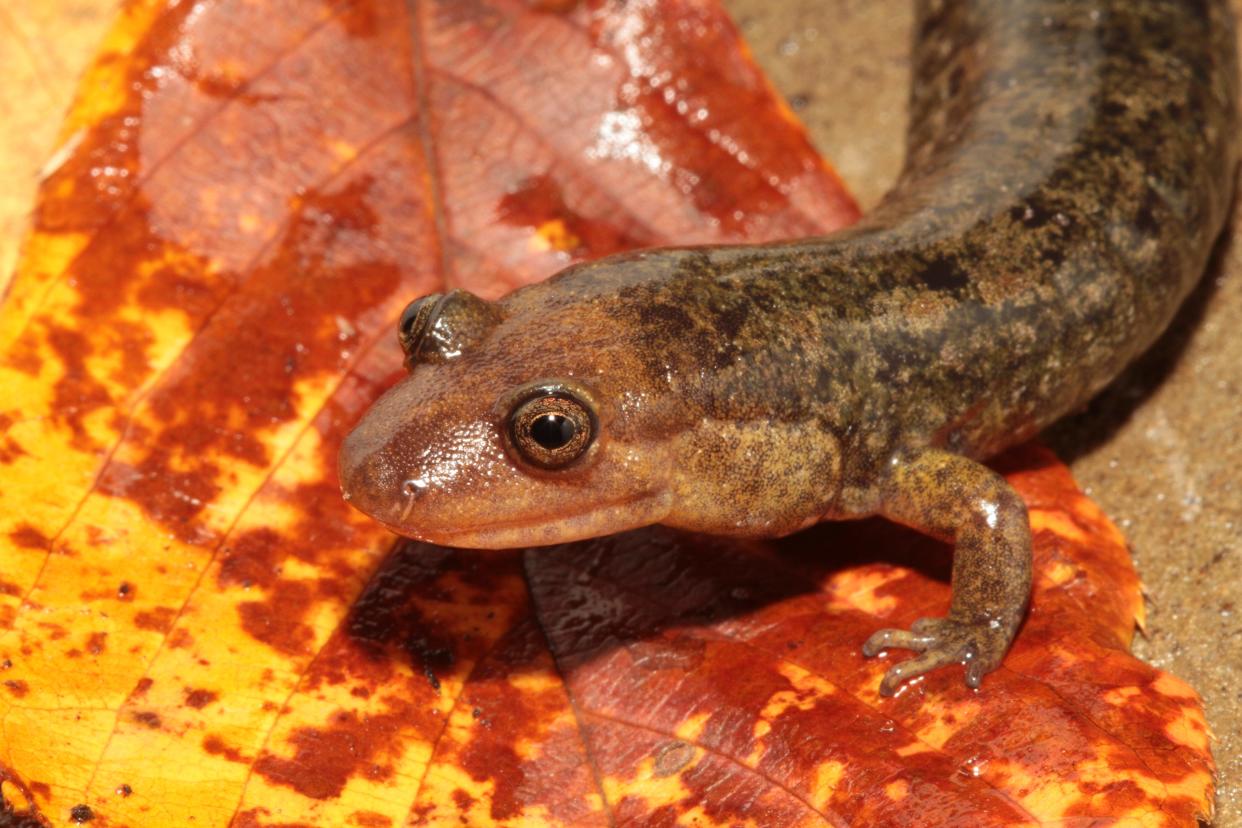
861;448;1032;696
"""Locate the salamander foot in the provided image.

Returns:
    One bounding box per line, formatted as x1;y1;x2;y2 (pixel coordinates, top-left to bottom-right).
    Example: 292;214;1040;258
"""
862;615;1013;696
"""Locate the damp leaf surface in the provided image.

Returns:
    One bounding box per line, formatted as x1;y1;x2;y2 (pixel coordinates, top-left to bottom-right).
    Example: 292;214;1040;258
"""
0;0;1212;826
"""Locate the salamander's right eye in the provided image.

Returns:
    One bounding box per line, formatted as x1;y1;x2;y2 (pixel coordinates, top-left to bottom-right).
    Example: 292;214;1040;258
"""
507;390;596;470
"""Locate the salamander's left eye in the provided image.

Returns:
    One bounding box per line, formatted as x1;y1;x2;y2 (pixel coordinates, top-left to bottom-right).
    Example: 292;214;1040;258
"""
396;294;442;365
507;391;595;469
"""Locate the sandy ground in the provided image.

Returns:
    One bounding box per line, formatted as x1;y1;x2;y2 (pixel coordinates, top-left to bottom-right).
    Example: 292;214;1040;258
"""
722;0;1242;823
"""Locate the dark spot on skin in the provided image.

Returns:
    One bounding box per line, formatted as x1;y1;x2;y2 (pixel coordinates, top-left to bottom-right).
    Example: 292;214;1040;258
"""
87;633;106;656
813;364;836;399
917;0;953;40
116;784;132;798
350;812;393;828
638;301;695;333
737;278;786;314
1009;200;1052;228
4;680;28;698
69;804;94;823
130;677;153;698
184;688;218;709
948;64;966;96
1039;244;1066;269
919;256;969;291
117;582;134;600
707;295;751;343
1098;99;1128;118
1134;187;1164;237
1183;0;1211;21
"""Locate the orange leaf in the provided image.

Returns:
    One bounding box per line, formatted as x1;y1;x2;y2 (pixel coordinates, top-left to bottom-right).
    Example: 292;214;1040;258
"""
0;1;1211;827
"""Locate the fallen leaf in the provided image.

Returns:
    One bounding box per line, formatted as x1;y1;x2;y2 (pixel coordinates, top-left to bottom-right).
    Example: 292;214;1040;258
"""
0;0;121;296
0;0;1212;827
397;445;1213;826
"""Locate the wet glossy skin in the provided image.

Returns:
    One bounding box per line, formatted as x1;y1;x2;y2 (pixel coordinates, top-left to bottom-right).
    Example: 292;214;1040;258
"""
340;0;1238;695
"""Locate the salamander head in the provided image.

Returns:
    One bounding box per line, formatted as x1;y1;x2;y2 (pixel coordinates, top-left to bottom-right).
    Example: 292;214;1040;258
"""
339;267;689;548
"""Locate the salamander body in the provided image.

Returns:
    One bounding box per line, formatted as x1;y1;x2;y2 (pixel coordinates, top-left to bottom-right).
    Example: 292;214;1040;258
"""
340;0;1238;694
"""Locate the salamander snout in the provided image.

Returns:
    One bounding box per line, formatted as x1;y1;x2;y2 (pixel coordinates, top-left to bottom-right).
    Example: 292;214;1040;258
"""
337;371;519;542
337;397;412;525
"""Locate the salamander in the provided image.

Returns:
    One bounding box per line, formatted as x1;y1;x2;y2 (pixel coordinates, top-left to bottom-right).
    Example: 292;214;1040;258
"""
338;0;1238;695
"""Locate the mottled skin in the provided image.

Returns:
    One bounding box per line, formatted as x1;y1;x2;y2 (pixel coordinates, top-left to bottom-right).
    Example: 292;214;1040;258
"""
340;0;1238;695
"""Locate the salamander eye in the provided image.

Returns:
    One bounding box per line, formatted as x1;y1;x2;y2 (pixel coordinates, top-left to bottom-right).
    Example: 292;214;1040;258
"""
508;391;595;469
396;294;442;367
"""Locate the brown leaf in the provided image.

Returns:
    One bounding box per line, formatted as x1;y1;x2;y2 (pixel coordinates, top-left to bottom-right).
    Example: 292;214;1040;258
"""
0;0;1211;826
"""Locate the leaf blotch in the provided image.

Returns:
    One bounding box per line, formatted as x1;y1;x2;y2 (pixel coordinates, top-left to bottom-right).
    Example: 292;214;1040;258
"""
238;581;316;656
498;174;651;258
184;688;218;709
8;525;50;551
252;706;410;800
132;607;176;633
131;711;161;730
202;735;247;764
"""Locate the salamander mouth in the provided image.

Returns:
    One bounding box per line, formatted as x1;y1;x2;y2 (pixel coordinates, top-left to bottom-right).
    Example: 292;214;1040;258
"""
374;490;675;550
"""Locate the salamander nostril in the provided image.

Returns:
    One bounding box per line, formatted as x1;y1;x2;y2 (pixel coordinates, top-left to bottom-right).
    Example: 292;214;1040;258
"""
402;479;425;498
